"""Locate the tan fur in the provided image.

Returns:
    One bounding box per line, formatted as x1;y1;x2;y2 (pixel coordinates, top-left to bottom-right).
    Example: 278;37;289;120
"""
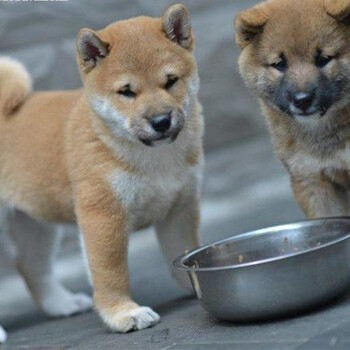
0;57;32;115
324;0;350;21
235;0;350;219
0;4;203;335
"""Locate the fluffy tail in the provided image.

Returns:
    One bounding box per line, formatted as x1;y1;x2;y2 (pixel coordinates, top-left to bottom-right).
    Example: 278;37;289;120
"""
0;57;32;115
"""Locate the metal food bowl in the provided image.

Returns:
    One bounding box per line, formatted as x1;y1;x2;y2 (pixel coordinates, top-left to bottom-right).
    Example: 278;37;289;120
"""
173;218;350;321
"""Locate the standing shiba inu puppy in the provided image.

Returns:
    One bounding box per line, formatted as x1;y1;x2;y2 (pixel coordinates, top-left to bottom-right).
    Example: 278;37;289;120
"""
235;0;350;219
0;4;203;342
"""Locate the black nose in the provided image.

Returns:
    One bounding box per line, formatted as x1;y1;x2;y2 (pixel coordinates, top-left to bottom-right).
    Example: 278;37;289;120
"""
150;114;172;133
292;92;314;111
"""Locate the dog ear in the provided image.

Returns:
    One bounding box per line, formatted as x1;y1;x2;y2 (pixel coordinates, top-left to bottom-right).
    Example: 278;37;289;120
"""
324;0;350;23
162;4;193;49
235;4;270;50
76;29;110;73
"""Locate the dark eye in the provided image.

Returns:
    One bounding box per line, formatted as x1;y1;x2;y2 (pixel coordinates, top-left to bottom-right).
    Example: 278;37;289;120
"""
271;55;288;72
165;75;178;90
118;85;136;98
315;51;333;68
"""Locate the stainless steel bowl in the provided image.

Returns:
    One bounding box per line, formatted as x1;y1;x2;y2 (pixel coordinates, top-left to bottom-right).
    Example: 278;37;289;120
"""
174;218;350;321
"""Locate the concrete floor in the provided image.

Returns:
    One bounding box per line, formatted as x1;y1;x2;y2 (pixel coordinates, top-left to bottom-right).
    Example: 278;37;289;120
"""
2;138;349;350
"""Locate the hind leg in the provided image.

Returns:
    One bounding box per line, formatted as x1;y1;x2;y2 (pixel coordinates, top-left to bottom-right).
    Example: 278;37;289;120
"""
0;325;7;343
9;211;93;317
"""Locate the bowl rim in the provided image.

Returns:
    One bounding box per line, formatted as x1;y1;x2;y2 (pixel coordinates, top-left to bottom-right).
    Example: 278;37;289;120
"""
173;217;350;272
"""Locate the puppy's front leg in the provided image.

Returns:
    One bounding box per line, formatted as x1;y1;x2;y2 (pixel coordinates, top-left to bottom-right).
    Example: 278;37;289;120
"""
75;183;159;332
155;180;200;290
291;172;348;218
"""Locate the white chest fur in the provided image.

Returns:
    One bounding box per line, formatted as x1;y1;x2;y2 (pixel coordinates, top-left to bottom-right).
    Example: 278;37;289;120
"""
109;167;196;231
337;144;350;168
108;136;202;231
288;144;350;176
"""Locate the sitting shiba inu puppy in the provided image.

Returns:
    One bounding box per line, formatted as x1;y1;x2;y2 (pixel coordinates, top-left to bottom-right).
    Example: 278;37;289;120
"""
235;0;350;219
0;4;203;342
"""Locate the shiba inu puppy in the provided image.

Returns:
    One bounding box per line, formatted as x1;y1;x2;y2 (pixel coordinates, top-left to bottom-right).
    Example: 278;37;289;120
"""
0;4;203;342
235;0;350;219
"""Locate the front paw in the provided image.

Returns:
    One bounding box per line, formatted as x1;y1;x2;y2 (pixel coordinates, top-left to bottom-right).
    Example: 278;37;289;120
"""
100;303;160;333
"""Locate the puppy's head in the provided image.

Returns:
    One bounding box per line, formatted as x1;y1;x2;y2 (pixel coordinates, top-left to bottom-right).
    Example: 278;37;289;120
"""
235;0;350;124
76;4;198;147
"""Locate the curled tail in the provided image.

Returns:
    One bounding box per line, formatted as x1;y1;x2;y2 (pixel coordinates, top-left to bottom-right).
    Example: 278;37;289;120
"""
0;57;32;115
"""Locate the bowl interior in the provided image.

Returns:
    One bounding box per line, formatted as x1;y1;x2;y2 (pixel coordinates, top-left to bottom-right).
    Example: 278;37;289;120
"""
184;218;350;269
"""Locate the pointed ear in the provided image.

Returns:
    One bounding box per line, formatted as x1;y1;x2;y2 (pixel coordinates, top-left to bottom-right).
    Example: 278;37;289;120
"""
234;4;270;50
76;29;110;73
324;0;350;23
162;4;193;49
